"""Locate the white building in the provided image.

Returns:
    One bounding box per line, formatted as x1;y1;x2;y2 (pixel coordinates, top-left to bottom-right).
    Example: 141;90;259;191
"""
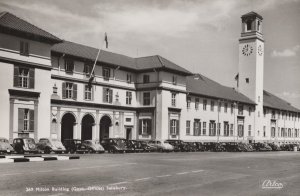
0;11;299;144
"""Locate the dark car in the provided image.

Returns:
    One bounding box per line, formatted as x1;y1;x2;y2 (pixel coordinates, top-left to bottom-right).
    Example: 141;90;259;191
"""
185;142;198;152
36;138;66;154
252;143;272;151
0;137;14;154
203;142;226;152
101;138;127;153
63;139;88;154
12;138;39;154
82;140;105;153
268;143;281;151
165;140;189;152
195;142;205;152
126;140;144;153
223;142;241;152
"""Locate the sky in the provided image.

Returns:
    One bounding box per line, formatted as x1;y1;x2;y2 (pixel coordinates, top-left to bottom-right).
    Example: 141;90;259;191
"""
0;0;299;109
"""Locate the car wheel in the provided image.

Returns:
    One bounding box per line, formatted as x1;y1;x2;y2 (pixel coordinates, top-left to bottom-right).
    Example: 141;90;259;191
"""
44;147;51;154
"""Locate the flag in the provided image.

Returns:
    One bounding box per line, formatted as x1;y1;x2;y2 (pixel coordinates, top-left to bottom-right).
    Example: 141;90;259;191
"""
104;32;108;48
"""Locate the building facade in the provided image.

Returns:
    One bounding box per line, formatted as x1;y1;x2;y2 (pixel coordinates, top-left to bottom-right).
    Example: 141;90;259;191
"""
0;11;299;144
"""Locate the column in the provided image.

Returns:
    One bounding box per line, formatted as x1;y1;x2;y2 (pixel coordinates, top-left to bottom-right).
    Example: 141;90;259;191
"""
77;109;81;139
57;107;61;140
9;98;14;142
34;100;39;141
95;110;99;140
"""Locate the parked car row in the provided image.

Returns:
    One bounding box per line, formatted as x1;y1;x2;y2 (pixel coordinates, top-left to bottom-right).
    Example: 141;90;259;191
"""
0;137;299;154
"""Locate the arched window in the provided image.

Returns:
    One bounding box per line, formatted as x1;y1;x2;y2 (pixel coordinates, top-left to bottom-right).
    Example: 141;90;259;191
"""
257;21;261;31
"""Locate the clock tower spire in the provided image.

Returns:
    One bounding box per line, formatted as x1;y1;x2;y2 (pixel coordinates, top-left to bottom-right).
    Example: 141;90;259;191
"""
238;11;264;141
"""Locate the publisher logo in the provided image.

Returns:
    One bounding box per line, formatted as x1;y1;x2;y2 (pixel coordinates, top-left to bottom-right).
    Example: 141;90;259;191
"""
261;179;284;189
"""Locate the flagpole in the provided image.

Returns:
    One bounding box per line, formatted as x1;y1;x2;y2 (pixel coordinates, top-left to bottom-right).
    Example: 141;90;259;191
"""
89;32;108;82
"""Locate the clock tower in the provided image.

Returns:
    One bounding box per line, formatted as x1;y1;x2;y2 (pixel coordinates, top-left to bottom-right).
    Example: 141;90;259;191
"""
238;12;264;140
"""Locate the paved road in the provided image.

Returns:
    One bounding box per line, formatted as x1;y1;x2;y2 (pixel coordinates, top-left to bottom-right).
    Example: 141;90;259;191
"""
1;151;300;196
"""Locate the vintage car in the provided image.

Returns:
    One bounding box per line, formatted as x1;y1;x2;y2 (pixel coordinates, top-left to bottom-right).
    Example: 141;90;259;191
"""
165;139;189;152
268;143;281;151
185;142;198;152
138;141;157;152
63;139;88;154
252;143;272;151
203;142;226;152
0;137;14;154
12;138;39;154
101;138;127;153
82;140;105;153
36;138;66;154
147;140;174;152
126;140;144;153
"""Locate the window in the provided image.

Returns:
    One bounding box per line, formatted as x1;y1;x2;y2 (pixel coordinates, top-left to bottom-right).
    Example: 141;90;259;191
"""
209;121;216;136
194;120;201;136
66;83;73;99
170;119;179;135
171;93;176;107
203;122;207;135
249;107;252;116
18;108;34;132
224;103;228;113
143;92;150;105
103;88;113;103
263;126;266;137
231;103;234;114
14;66;34;89
187;97;191;109
84;85;93;100
186;121;190;135
271;127;276;138
143;75;150;83
126;118;131;122
126;91;132;105
246;20;252;31
103;67;110;80
248;125;251;136
245;78;249;83
263;108;266;117
83;64;93;76
257;21;261;31
62;82;77;100
288;128;291;137
224;122;229;136
127;74;132;83
172;75;177;85
230;124;234;136
281;128;285;137
238;105;243;115
217;123;221;135
139;119;152;135
203;100;207;111
65;59;74;73
20;41;29;56
211;101;214;111
238;124;244;137
218;102;221;112
195;98;199;110
18;68;29;88
271;111;275;119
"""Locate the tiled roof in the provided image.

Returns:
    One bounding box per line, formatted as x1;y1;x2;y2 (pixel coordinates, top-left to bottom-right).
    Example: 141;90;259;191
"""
241;11;263;20
0;12;61;43
52;41;192;75
186;74;255;105
263;91;300;113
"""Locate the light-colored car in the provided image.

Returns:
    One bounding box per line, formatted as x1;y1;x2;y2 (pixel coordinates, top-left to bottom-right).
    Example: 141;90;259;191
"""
147;140;174;152
37;138;66;154
0;137;14;154
82;140;105;153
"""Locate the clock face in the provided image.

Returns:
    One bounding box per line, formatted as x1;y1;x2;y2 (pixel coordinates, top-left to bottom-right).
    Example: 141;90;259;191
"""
242;44;253;56
258;45;263;56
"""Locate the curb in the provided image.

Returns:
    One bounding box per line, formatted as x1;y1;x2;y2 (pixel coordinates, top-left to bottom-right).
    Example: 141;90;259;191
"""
0;155;80;163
